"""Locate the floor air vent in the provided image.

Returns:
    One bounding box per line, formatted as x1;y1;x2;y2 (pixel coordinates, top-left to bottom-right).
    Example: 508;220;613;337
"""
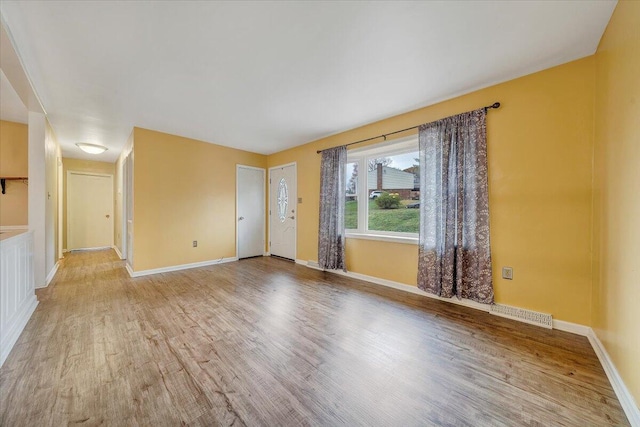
490;304;553;329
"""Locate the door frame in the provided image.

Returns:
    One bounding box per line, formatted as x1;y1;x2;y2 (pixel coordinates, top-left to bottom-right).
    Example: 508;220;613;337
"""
124;152;134;269
121;154;130;260
235;164;266;259
120;156;127;260
57;157;63;259
66;170;114;251
268;162;297;260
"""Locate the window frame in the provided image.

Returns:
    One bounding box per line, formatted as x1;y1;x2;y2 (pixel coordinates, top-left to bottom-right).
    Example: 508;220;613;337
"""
345;135;419;244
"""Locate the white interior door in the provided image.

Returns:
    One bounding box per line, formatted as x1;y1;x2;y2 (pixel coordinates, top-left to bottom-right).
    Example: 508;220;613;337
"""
237;166;265;259
269;163;296;260
67;172;113;250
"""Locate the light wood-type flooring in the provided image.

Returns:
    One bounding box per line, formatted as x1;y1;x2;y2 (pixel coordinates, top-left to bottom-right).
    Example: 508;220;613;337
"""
0;250;629;426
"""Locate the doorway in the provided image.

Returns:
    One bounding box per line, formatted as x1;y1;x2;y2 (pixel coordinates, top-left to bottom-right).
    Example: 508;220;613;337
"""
236;165;265;259
269;162;296;260
67;171;114;250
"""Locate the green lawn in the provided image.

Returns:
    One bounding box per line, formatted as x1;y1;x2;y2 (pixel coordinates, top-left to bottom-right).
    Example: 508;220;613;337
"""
345;199;419;233
345;199;358;229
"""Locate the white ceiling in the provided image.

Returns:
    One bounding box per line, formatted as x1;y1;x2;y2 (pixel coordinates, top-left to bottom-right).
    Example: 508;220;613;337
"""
0;1;616;162
0;69;27;124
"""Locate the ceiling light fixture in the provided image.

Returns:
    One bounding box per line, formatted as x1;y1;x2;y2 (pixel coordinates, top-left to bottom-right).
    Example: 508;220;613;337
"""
76;143;108;154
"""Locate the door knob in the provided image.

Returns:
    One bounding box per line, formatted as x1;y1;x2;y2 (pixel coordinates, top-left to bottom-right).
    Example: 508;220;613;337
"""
238;216;244;221
106;214;110;218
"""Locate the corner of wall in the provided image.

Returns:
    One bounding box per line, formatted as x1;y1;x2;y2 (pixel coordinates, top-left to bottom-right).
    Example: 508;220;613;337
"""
590;0;640;410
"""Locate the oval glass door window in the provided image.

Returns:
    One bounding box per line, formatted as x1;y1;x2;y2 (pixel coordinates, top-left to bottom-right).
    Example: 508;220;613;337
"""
277;178;288;222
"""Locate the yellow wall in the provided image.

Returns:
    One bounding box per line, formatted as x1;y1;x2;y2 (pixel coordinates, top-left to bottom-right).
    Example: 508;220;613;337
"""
108;4;639;403
62;157;115;250
132;127;267;271
268;57;595;325
592;0;640;407
0;120;28;226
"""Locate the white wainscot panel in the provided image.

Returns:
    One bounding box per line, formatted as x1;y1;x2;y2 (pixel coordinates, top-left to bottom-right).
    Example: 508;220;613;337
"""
0;230;38;367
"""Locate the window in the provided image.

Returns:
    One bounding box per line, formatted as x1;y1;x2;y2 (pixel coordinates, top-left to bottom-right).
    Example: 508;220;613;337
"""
345;162;358;229
346;136;419;242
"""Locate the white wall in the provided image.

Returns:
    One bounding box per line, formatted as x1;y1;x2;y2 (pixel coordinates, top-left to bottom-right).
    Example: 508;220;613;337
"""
27;114;60;288
45;121;59;278
114;130;133;258
28;112;46;288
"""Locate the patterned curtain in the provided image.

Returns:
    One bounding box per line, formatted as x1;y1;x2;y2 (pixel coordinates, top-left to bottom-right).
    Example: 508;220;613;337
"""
417;109;494;304
318;146;347;271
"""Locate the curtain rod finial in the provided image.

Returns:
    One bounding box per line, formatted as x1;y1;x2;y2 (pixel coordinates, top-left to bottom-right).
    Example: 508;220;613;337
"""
484;102;501;112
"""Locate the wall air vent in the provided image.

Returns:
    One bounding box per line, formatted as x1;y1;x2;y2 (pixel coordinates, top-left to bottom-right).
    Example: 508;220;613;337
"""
490;304;553;329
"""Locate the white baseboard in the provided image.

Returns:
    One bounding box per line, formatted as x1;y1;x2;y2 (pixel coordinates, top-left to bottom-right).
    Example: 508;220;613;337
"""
296;258;638;425
125;263;134;277
263;252;271;256
0;295;38;367
297;259;491;313
126;257;238;278
45;261;60;286
0;225;28;232
112;245;124;260
588;329;640;426
68;246;112;252
552;319;591;336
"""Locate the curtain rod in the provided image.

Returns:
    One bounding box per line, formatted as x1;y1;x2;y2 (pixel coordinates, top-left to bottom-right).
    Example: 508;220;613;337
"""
316;102;500;154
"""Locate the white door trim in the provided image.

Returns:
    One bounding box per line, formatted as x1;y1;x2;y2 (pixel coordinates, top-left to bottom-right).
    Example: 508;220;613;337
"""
236;165;266;259
268;162;297;260
66;170;114;251
120;156;129;260
57;158;63;259
124;152;134;269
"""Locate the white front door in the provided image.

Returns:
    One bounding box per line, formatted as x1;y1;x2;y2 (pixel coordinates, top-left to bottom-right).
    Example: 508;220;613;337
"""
237;166;265;259
269;163;296;260
67;172;114;250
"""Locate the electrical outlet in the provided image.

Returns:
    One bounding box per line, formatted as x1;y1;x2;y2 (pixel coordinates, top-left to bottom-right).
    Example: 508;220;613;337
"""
502;267;513;280
192;240;198;248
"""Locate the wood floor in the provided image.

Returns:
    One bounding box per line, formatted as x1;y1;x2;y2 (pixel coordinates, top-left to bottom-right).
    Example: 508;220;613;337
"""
0;250;629;426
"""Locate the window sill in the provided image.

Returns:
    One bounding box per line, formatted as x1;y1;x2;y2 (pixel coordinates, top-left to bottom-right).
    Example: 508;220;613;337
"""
345;233;418;245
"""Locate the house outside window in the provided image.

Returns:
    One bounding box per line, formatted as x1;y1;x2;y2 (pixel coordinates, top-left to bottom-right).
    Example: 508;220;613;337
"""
345;135;419;243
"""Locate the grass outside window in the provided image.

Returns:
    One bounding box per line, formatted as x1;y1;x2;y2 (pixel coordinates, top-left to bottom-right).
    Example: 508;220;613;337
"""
346;199;419;234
